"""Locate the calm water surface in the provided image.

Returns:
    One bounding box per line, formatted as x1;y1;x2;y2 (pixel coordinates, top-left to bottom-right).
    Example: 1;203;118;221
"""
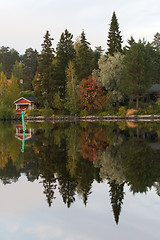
0;121;160;240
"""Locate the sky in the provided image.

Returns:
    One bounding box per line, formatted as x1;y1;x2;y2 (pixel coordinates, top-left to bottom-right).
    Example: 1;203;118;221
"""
0;176;160;240
0;0;160;54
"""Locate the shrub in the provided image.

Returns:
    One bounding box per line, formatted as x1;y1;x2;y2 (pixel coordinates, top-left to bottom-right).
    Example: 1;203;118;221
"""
41;108;53;117
79;109;89;117
117;106;127;116
126;109;138;116
26;109;39;116
0;105;13;119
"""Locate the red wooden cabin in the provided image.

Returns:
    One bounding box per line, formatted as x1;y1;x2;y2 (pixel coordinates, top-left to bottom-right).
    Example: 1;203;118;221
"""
14;97;35;115
15;123;33;141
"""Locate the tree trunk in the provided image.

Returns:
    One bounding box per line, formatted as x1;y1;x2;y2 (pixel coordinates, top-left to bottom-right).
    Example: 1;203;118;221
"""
136;97;139;109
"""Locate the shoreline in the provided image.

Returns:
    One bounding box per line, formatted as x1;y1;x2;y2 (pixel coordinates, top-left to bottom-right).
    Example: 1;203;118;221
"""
24;114;160;122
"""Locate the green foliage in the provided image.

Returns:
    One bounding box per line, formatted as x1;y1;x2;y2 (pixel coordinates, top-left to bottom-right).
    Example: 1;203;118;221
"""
20;90;35;98
55;29;75;97
0;72;7;103
152;32;160;52
4;75;20;107
0;46;19;78
74;31;94;82
117;106;126;116
121;40;153;109
53;90;63;112
35;31;55;107
12;61;23;82
26;108;39;116
79;109;89;116
22;48;38;90
107;11;123;55
137;104;160;115
0;104;13;119
41;102;53;117
64;61;78;115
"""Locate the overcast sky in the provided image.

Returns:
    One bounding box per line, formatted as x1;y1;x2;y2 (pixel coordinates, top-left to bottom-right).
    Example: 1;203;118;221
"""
0;0;160;54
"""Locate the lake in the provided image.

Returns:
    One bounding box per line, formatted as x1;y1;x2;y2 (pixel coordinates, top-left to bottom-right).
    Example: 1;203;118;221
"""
0;120;160;240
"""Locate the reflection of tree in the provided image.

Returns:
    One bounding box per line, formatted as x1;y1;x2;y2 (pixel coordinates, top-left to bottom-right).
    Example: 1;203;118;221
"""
74;157;97;205
95;134;125;184
42;177;57;207
65;123;100;205
0;122;22;170
34;126;58;207
65;124;80;178
0;158;20;184
154;182;160;197
59;176;77;208
80;124;109;162
109;180;125;224
120;137;160;193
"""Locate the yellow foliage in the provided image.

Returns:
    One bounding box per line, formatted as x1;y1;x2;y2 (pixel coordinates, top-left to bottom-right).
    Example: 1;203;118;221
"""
126;121;138;128
126;109;138;116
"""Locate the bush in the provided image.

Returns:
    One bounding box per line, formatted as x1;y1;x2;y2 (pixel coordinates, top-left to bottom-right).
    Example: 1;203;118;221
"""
137;104;159;115
41;108;53;117
0;105;13;119
117;106;127;116
26;109;39;116
126;108;138;116
79;109;89;117
99;112;110;116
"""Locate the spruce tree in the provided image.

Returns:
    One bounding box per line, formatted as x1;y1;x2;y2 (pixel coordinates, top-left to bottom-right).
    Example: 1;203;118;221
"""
35;31;55;107
109;180;125;224
152;32;160;52
74;30;94;82
107;11;123;55
22;48;38;90
55;29;75;98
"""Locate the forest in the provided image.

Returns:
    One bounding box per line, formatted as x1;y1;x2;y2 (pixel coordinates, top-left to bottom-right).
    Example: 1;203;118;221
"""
0;11;160;118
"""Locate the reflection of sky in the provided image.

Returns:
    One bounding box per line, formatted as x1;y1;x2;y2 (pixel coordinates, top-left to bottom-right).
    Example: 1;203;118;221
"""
0;176;160;240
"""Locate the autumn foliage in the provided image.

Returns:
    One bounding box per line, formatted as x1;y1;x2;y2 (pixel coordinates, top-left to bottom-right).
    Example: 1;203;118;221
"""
80;126;109;161
79;75;107;113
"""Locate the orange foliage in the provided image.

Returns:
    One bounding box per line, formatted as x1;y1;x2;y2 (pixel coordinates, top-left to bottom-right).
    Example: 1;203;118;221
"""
79;75;107;113
126;109;138;116
80;126;109;161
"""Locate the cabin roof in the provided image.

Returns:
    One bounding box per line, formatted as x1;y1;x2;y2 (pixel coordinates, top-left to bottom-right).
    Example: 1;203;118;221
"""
14;97;35;103
148;84;160;93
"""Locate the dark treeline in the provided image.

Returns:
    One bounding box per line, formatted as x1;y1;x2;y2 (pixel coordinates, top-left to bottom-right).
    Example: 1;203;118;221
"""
1;11;160;116
1;121;160;224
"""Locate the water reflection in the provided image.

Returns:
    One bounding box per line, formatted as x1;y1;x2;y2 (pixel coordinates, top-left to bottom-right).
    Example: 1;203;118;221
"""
0;121;160;224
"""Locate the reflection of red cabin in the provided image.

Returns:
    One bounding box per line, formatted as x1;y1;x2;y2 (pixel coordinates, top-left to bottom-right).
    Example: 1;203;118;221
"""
15;124;32;141
14;97;34;115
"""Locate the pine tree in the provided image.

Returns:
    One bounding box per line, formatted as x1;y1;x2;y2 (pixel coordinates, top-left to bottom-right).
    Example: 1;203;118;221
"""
74;30;94;82
152;32;160;52
56;29;75;98
35;31;55;107
107;11;123;55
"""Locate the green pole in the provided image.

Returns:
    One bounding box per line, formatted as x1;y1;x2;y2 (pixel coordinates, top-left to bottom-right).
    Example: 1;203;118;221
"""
22;111;25;132
22;131;25;153
21;111;25;152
